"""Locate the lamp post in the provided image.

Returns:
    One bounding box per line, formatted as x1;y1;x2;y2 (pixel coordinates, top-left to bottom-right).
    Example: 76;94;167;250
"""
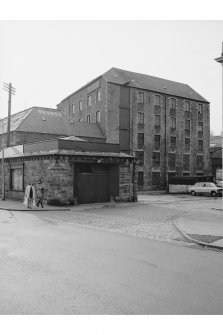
215;42;223;138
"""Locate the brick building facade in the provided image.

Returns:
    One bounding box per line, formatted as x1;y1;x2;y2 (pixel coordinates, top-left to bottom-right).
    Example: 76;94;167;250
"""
57;67;211;190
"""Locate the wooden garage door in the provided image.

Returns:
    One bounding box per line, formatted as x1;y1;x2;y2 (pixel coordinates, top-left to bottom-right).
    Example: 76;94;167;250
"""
77;164;110;204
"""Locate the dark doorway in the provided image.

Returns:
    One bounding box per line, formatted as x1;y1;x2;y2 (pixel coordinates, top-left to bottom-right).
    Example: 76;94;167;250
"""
77;164;110;204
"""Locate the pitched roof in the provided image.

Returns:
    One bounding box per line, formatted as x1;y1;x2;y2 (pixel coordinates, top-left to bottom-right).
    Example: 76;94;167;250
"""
103;68;208;102
0;106;105;139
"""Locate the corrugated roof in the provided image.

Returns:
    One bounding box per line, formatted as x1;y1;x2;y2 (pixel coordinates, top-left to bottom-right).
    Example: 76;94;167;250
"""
0;106;105;139
103;67;208;102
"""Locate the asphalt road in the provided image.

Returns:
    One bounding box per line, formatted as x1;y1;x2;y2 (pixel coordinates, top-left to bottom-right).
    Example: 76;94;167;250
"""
1;208;223;315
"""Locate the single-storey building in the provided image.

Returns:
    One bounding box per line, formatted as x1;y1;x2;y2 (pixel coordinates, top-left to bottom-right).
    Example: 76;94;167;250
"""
0;136;136;205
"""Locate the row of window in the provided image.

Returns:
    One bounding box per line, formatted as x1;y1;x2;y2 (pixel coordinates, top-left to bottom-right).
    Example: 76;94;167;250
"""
137;133;204;151
137;112;204;127
72;89;101;113
136;152;204;171
137;91;204;112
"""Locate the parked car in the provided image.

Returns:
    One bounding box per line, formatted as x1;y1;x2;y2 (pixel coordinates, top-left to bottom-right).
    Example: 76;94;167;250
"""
188;182;222;197
216;180;223;188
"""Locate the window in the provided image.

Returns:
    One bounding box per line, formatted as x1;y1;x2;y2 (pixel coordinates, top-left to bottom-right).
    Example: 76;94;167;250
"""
168;153;176;171
96;111;101;123
198;122;203;132
170;117;176;129
152;152;160;168
137;133;144;149
72;104;75;114
185;138;190;151
137;171;144;188
79;99;83;111
170;136;176;151
87;115;90;123
196;155;203;171
198;104;203;113
183;154;190;171
185;119;190;130
170;98;176;109
154;135;161;151
185;111;190;119
198;140;203;151
137;112;144;124
10;167;23;190
137;91;144;103
155;115;161;127
96;89;101;102
135;151;144;166
185;101;190;111
154;95;161;106
87;95;92;107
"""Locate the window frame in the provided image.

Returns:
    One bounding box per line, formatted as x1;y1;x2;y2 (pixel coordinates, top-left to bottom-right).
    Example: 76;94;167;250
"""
10;164;24;191
87;115;91;123
154;94;161;106
96;89;101;102
96;110;101;123
79;99;83;111
137;112;144;124
137;91;144;104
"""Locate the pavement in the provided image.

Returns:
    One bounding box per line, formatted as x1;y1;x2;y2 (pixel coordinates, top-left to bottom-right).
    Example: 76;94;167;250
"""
1;195;223;249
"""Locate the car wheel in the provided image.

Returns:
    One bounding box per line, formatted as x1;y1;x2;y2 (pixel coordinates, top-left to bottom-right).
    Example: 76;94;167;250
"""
191;190;196;196
211;191;217;197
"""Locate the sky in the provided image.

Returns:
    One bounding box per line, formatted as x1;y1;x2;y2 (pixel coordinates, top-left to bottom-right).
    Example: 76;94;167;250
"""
0;20;223;135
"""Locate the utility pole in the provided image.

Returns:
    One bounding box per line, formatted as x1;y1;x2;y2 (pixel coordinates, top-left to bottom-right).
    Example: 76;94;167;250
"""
3;82;16;147
1;82;16;200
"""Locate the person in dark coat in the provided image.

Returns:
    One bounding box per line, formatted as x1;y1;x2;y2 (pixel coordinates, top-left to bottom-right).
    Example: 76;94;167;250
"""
36;179;47;208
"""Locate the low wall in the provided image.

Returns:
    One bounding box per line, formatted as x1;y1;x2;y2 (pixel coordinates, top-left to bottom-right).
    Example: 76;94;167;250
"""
169;184;193;194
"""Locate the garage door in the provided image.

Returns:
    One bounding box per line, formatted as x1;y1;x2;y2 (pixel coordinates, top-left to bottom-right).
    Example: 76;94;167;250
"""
77;164;110;204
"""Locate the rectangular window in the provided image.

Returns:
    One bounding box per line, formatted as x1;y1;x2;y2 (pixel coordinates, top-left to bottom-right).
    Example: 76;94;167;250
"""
87;115;90;123
170;117;176;129
185;138;190;151
137;133;144;149
155;115;161;127
72;104;75;113
183;154;190;171
79;99;83;111
185;119;190;130
198;140;203;151
198;122;203;132
137;171;144;188
135;151;144;166
170;136;176;151
152;172;160;187
87;95;92;107
137;91;144;103
185;111;190;119
10;167;23;190
168;153;176;171
196;155;203;171
137;112;144;124
154;95;161;106
152;152;160;168
185;101;190;111
198;104;203;113
96;89;101;102
154;135;161;151
96;111;101;123
170;98;176;109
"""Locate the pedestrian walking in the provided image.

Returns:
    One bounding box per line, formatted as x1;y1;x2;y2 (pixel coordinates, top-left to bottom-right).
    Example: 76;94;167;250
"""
23;182;36;209
36;179;47;208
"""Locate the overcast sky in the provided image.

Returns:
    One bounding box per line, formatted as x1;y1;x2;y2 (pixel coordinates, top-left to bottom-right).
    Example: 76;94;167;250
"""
0;20;222;135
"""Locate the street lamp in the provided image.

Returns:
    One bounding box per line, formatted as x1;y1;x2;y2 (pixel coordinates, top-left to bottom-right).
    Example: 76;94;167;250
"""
215;42;223;139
